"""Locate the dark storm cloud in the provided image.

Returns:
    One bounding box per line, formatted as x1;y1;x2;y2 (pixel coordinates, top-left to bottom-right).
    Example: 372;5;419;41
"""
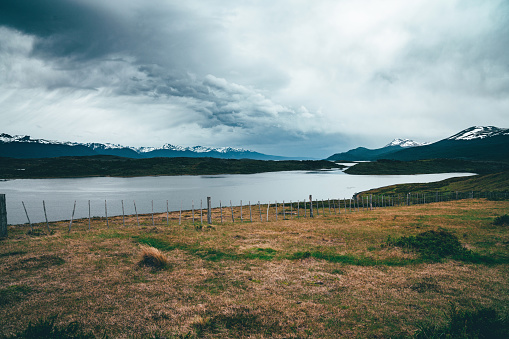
0;0;301;139
0;0;126;60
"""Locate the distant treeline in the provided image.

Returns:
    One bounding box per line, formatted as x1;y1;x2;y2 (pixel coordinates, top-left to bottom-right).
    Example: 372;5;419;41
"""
0;155;343;179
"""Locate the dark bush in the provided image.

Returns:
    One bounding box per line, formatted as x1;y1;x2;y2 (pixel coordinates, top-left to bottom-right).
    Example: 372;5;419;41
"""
493;214;509;226
387;230;467;260
4;316;98;338
415;305;509;338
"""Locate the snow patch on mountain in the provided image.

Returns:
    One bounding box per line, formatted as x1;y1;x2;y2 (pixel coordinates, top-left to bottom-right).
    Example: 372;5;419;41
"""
447;126;509;141
384;138;430;148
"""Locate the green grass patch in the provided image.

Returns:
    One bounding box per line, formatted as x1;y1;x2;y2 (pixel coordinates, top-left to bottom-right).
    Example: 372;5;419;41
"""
192;307;281;337
386;230;501;264
134;236;278;261
288;251;419;266
0;251;27;258
243;247;277;260
17;255;65;271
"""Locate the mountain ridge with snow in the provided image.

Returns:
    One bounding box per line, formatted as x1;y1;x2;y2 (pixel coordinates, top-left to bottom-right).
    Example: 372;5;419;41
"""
446;126;509;141
0;134;249;154
0;133;300;160
384;138;430;148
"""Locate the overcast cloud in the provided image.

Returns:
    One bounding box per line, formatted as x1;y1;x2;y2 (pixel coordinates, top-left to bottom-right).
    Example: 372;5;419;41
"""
1;0;508;157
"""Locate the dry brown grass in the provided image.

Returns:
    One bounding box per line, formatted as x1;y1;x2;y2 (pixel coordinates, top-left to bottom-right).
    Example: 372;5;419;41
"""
138;245;170;269
0;199;507;338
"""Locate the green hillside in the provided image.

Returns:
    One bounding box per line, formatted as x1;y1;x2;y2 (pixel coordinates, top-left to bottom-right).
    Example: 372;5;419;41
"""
345;159;509;175
361;171;509;195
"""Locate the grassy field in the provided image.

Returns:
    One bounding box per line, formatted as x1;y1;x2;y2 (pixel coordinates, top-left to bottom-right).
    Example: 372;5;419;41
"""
0;199;508;338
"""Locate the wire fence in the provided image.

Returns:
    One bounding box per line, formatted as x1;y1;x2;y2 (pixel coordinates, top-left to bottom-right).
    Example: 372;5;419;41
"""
1;190;508;237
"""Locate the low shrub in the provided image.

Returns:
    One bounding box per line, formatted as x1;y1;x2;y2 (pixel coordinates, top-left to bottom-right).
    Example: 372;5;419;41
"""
191;307;281;337
415;304;508;338
0;285;32;306
493;214;509;226
3;315;98;339
138;245;170;269
387;230;467;260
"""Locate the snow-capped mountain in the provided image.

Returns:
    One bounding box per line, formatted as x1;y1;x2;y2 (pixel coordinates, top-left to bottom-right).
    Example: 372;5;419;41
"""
0;134;289;160
328;126;509;162
447;126;509;141
385;138;430;148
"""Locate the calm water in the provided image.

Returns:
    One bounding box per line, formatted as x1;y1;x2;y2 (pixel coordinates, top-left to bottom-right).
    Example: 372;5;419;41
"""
0;170;474;225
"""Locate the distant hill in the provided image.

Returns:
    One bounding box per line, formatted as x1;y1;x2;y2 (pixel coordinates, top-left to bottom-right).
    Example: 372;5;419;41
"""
0;134;299;160
328;126;509;163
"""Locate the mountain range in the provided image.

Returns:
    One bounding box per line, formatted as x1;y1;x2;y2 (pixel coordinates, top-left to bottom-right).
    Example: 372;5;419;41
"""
0;134;293;160
327;126;509;163
1;126;508;162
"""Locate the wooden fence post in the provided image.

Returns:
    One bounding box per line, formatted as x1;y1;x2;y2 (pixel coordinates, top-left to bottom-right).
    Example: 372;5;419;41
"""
105;200;109;228
207;197;212;224
88;200;91;230
69;200;76;232
266;201;270;222
309;195;314;218
43;200;50;233
230;200;234;223
166;200;169;227
151;200;154;226
258;201;262;222
22;201;33;232
134;201;139;226
0;194;7;237
122;200;125;227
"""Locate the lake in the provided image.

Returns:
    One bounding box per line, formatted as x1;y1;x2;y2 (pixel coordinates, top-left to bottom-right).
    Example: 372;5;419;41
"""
0;169;474;225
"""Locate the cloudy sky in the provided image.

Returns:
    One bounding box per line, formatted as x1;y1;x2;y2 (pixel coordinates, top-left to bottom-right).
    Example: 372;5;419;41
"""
1;0;508;158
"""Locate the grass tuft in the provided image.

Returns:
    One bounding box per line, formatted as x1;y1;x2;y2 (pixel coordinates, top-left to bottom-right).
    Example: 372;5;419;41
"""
138;245;170;270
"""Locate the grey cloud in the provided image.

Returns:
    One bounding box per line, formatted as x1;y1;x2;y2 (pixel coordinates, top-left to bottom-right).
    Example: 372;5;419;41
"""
1;1;508;157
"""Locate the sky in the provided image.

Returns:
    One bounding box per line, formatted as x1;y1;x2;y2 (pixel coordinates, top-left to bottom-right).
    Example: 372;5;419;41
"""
1;0;508;158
